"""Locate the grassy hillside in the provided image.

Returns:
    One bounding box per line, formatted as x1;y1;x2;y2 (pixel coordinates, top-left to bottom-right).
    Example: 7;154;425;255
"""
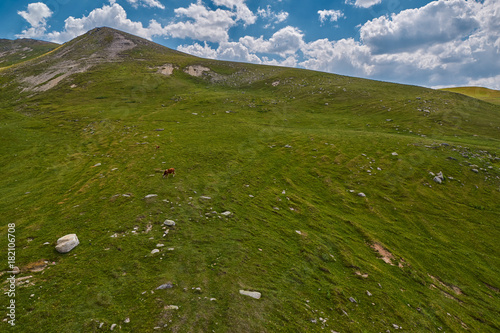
440;86;500;106
0;38;59;68
1;28;499;332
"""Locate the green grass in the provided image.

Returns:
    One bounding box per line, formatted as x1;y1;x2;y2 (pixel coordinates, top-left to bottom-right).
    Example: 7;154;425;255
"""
440;86;500;106
0;27;499;332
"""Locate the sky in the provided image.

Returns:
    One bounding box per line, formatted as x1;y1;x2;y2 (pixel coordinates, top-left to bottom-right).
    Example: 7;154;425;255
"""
1;0;499;90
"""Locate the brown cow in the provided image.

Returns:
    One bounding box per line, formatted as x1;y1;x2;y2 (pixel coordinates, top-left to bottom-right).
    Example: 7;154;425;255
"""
163;168;175;178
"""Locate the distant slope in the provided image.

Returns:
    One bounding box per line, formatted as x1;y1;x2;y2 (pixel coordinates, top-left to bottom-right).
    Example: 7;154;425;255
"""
0;27;499;333
440;86;500;105
0;38;59;68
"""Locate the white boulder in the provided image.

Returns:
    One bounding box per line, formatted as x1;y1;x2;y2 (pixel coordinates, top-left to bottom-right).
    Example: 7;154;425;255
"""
55;234;79;253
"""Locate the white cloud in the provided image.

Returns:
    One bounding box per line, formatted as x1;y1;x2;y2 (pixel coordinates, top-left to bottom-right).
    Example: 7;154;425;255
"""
177;42;219;59
360;0;480;54
300;38;374;77
17;2;53;39
20;3;166;43
345;0;382;9
212;0;256;25
318;9;344;24
164;2;236;43
467;75;500;90
126;0;165;9
239;26;304;57
257;5;289;28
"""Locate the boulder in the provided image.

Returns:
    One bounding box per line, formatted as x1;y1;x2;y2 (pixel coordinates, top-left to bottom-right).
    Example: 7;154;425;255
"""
239;290;261;299
55;234;79;253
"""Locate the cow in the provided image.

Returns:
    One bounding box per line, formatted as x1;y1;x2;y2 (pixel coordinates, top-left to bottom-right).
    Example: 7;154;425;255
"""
163;168;175;178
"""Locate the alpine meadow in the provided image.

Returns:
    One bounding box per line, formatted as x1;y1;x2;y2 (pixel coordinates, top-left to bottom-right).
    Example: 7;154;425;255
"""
1;27;500;332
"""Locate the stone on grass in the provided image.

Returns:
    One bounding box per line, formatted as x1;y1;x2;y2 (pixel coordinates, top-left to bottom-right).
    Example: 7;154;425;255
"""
239;290;261;299
391;152;398;156
165;305;179;310
358;192;366;197
151;249;160;255
55;234;79;253
156;283;173;290
200;196;211;200
164;219;176;226
221;211;232;216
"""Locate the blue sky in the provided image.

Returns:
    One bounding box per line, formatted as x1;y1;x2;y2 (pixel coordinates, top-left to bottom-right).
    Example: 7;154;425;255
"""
2;0;500;89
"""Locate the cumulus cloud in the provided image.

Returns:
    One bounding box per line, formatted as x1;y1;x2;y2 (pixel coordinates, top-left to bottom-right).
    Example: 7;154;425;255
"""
258;5;289;28
300;38;374;77
239;26;304;57
20;3;166;43
318;9;344;24
164;2;236;43
16;2;53;39
212;0;256;25
360;0;480;54
345;0;382;9
126;0;165;10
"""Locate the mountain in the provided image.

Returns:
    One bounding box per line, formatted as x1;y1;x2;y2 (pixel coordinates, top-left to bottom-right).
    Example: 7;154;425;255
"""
0;38;59;68
440;86;500;106
1;27;499;332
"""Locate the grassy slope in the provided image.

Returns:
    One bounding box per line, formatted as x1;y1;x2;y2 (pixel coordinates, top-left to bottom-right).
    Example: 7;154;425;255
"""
0;39;59;68
0;30;500;332
440;86;500;106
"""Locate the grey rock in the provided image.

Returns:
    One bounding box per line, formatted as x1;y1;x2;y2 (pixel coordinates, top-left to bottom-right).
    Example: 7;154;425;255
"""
358;192;366;197
156;283;173;290
433;176;442;184
221;211;232;216
55;234;79;253
349;297;357;303
239;290;261;299
366;290;372;296
164;219;176;226
110;324;117;331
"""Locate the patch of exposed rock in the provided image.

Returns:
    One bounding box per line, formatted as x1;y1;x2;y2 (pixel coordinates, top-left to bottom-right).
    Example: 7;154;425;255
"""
184;65;210;77
157;63;177;76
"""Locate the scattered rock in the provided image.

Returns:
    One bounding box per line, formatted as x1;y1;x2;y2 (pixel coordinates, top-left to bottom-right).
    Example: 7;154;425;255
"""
366;290;372;296
358;192;366;197
284;144;292;148
349;297;357;303
220;211;232;216
151;249;160;255
165;305;179;310
124;318;130;323
144;194;158;200
471;168;479;173
239;290;261;299
55;234;79;253
199;196;212;200
295;230;302;235
156;283;173;290
164;219;176;226
110;324;117;331
433;176;442;184
391;152;398;156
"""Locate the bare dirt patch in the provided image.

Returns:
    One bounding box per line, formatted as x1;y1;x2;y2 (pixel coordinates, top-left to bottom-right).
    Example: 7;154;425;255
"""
371;242;395;265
